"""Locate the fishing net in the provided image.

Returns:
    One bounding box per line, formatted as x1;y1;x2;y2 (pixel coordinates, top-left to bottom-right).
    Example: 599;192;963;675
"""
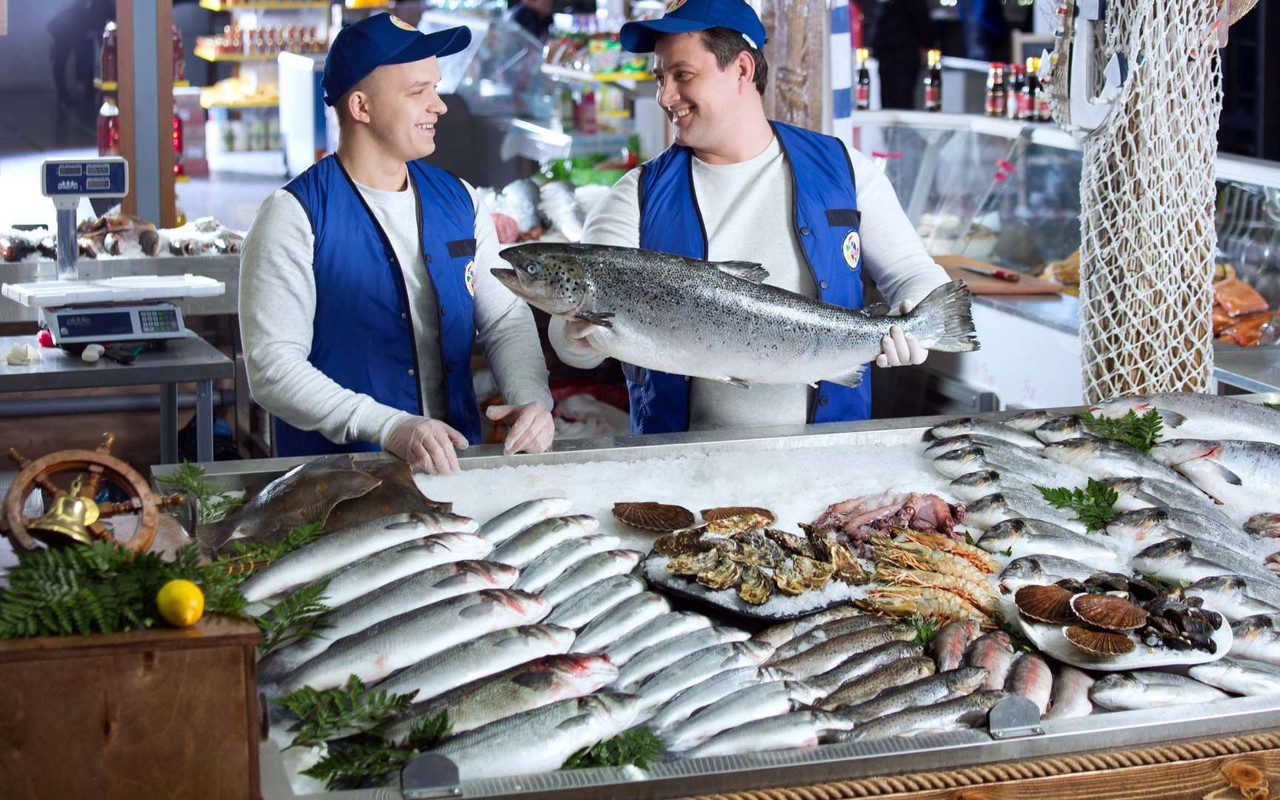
1047;0;1225;402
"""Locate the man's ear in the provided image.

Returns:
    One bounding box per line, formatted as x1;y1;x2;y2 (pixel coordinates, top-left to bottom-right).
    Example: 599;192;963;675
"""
346;89;373;124
736;50;756;90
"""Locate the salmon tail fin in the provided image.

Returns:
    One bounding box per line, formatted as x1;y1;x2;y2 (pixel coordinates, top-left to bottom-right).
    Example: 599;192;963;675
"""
911;280;980;353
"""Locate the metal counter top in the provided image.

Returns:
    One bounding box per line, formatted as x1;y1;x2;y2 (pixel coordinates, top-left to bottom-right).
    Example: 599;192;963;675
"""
1214;344;1280;394
971;292;1081;336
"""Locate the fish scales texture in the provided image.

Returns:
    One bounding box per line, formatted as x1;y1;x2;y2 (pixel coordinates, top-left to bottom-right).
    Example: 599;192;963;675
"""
821;657;943;710
575;592;672;653
430;693;640;781
1092;393;1280;446
1044;439;1196;486
543;574;645;630
371;624;575;701
491;514;599;567
635;640;775;712
1090;671;1231;710
928;418;1046;450
477;497;574;544
678;710;856;759
931;620;983;672
1151;439;1280;517
999;555;1097;592
1188;657;1280;696
768;615;897;662
277;589;549;692
663;680;821;751
965;632;1017;691
836;667;987;723
537;549;643;607
649;667;790;732
770;624;917;680
294;532;491;610
382;654;618;742
614;627;751;691
604;611;714;666
1044;665;1094;720
808;641;925;694
239;512;478;602
843;690;1006;741
753;607;867;649
513;533;621;593
257;560;518;682
496;243;978;388
1004;654;1053;715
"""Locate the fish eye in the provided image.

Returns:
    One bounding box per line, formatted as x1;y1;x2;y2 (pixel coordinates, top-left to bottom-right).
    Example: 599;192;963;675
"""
526;263;543;276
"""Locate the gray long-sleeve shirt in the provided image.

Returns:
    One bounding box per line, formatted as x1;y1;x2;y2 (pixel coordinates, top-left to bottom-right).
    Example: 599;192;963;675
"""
240;176;552;449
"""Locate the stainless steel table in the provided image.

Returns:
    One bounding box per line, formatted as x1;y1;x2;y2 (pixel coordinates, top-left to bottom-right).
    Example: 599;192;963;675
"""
0;334;233;463
1214;343;1280;394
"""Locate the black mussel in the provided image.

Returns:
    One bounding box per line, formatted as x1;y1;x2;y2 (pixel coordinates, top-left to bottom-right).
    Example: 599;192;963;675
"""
1055;578;1088;594
1127;578;1162;602
1146;616;1179;636
1203;609;1224;630
1185;595;1204;608
1084;573;1131;593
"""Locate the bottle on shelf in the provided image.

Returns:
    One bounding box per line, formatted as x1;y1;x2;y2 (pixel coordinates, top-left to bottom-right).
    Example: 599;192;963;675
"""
922;49;942;112
985;62;1006;118
97;96;121;156
172;23;185;82
1005;63;1025;119
1022;57;1040;122
172;109;185;176
855;47;871;111
101;21;118;84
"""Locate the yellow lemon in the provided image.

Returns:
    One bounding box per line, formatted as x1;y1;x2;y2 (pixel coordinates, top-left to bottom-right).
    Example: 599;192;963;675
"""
157;579;204;628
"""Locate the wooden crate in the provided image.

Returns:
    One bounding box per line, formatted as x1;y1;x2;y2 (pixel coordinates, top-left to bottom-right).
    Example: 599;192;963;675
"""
0;615;260;800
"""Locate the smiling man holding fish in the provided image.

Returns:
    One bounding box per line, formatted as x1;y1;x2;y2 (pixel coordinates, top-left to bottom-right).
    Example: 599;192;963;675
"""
239;14;553;473
546;0;957;434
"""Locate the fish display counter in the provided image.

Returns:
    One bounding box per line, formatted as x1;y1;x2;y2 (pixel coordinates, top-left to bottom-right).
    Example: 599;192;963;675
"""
159;393;1280;800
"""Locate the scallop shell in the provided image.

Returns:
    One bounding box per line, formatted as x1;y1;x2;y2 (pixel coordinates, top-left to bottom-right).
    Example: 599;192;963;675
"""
738;564;772;605
1070;593;1149;632
1063;625;1136;656
697;555;742;590
1014;584;1078;624
613;502;696;532
702;506;775;525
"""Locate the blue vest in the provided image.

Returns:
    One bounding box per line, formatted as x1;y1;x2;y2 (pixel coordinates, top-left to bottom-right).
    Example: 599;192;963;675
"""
276;155;481;457
631;121;871;435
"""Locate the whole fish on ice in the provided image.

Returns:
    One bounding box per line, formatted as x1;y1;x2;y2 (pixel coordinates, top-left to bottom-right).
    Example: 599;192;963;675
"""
496;243;979;388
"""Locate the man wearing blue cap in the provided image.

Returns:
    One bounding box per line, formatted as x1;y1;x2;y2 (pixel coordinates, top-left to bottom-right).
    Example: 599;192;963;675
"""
240;13;554;473
548;0;951;435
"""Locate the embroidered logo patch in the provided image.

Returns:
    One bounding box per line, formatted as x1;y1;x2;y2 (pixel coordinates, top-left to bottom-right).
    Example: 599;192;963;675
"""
464;260;476;297
389;15;416;31
665;0;688;12
842;230;861;270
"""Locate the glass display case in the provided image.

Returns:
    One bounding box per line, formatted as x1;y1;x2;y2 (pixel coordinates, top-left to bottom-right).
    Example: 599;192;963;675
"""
850;111;1280;285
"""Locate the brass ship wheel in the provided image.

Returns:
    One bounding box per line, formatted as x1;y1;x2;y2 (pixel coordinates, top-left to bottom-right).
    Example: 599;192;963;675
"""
3;433;184;553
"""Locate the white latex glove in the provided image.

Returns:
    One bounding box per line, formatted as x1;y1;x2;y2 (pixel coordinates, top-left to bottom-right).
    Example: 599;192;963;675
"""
486;402;555;455
875;299;929;368
383;415;469;475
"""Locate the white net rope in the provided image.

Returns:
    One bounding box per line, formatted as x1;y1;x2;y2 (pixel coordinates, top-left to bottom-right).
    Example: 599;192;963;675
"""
1050;0;1223;402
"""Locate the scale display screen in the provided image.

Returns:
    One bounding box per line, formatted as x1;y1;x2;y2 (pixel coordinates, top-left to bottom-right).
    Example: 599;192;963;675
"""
44;303;186;345
58;311;133;338
41;158;128;198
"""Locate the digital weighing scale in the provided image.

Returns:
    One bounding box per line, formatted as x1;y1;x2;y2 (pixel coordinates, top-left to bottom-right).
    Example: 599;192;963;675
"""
1;157;226;347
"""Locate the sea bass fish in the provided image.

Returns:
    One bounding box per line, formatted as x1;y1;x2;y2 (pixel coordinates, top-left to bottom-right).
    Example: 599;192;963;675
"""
1091;393;1280;446
1150;439;1280;516
496;243;979;389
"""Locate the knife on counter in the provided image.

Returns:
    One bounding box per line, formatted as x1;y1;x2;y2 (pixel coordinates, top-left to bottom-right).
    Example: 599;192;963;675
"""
959;265;1022;282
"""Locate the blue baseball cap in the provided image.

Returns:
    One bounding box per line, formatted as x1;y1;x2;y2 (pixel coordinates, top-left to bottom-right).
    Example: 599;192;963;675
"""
619;0;767;54
322;13;472;106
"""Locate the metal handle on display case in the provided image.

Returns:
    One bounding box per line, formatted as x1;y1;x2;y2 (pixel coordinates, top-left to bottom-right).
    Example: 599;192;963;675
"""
988;695;1046;740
